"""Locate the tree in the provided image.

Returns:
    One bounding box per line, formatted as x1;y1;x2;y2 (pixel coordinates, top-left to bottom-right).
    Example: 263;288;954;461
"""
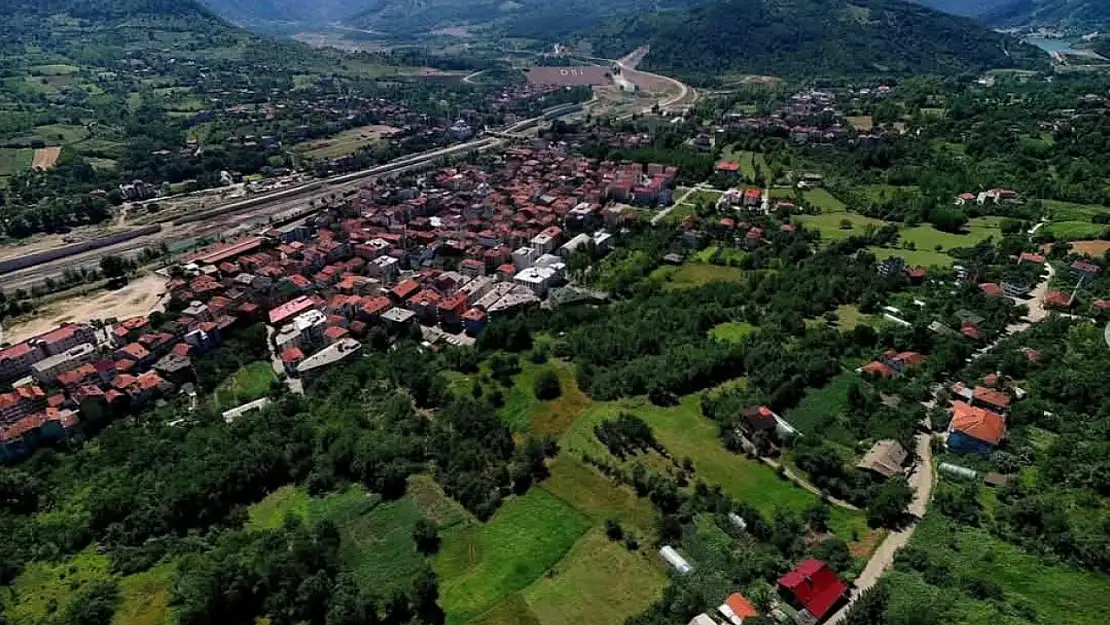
605;518;624;541
868;477;913;528
99;254;128;281
413;518;441;555
533;368;561;400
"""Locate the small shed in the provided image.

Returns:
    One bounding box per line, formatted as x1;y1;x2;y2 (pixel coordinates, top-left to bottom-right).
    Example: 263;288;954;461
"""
856;439;908;479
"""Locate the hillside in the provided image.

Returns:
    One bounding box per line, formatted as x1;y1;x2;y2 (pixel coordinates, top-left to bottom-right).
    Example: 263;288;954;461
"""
579;0;1047;83
910;0;1012;17
196;0;382;27
979;0;1110;27
344;0;697;36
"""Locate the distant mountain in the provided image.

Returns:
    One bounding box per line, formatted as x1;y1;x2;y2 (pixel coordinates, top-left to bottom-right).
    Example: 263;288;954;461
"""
577;0;1047;82
978;0;1110;27
910;0;1012;17
196;0;382;27
343;0;697;36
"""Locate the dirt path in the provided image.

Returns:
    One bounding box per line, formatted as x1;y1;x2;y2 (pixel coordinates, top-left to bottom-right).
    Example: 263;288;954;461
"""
825;263;1056;624
759;456;861;511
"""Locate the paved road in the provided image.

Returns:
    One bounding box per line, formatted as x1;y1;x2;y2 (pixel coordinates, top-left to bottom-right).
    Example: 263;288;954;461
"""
652;186;701;225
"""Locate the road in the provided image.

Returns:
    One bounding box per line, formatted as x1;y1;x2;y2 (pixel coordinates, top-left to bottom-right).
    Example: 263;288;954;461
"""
652;186;701;225
265;325;304;396
825;261;1056;624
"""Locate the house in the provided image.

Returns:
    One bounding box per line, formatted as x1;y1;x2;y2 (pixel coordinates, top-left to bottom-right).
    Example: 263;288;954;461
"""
688;615;717;625
1017;252;1045;266
972;385;1011;412
860;360;895;379
717;593;759;625
1044;290;1072;310
856;439;908;480
739;406;777;435
777;559;847;624
715;160;742;175
1070;260;1101;282
881;350;922;374
877;256;905;278
948;401;1005;454
979;282;1004;298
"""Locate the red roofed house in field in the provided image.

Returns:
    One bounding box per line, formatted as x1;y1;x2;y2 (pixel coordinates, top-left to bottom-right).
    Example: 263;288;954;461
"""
860;360;895;379
778;559;847;623
716;160;741;174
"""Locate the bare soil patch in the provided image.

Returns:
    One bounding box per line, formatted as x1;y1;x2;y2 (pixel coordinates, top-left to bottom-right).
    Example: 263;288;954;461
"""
32;147;62;170
2;274;168;345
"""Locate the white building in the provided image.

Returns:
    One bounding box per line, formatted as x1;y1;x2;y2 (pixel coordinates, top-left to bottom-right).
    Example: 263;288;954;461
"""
557;233;592;259
512;246;537;271
514;267;558;297
369;255;399;282
31;343;97;384
274;309;327;352
531;232;555;255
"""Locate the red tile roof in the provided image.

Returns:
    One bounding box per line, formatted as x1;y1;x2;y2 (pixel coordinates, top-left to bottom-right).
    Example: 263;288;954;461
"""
861;361;894;379
778;559;846;621
973;385;1011;409
724;593;758;620
950;401;1005;446
979;282;1003;297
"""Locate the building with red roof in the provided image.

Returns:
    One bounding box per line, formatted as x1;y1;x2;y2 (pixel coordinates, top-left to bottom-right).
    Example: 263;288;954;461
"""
979;282;1004;297
948;401;1005;454
1044;290;1072;310
268;295;318;325
972;385;1011;411
390;279;421;302
717;592;759;625
715;160;741;173
1017;252;1045;265
777;559;847;623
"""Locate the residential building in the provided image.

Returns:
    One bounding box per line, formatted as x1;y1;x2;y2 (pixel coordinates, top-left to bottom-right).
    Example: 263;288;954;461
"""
948;401;1005;454
777;559;847;624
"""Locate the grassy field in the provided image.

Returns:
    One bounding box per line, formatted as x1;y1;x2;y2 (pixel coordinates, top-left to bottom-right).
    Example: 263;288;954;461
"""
212;361;276;409
803;188;847;212
540;455;657;535
294;124;399;160
846;115;873;131
898;217;1002;251
860;185;920;202
688;189;724;206
869;246;954;268
435;488;591;625
1044;221;1107;241
710;321;756;342
522;528;667;625
720;146;770;181
784;372;858;446
900;513;1110;625
562;395;867;539
795;211;887;242
114;561;176;625
654;262;747;290
248;479;469;596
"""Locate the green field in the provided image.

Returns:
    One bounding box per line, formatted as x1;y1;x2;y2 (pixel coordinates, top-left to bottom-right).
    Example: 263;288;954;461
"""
1;547;176;625
803;188;846;212
248;479;469;595
654;262;748;290
795;211;887;242
562;395;867;539
860;185;920;202
785;372;858;445
688;189;724;206
720;146;770;181
1044;221;1107;241
522;529;667;625
897;217;1002;252
869;246;954;268
898;513;1110;625
710;321;756;342
0;148;33;185
435;488;591;625
212;361;277;409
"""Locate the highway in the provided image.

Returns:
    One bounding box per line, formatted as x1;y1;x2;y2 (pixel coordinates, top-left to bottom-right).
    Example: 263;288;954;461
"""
0;114;562;291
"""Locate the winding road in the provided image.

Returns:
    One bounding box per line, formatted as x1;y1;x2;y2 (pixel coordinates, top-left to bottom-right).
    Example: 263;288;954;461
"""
824;261;1057;624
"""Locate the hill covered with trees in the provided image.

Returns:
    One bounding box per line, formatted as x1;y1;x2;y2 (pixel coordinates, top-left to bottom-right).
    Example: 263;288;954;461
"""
578;0;1047;83
978;0;1110;27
